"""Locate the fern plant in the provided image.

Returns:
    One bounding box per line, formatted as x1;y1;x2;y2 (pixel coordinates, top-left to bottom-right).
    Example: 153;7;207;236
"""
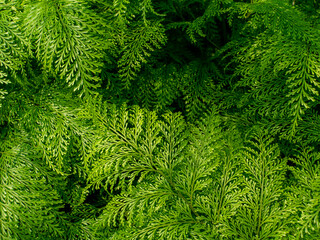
288;147;320;239
0;85;100;239
224;132;290;239
0;0;320;239
83;105;243;239
0;126;65;239
0;71;9;107
222;0;320;137
22;0;108;96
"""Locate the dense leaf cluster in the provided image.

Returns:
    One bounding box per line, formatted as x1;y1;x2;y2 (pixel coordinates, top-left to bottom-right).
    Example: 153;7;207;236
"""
0;0;320;239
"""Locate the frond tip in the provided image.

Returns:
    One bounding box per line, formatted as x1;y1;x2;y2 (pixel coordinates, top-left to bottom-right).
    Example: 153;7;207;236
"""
23;0;108;96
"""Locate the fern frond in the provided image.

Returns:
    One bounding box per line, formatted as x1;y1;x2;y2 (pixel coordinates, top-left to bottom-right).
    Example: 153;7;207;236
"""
132;212;201;240
88;105;246;239
0;71;9;107
289;147;320;239
118;20;167;88
0;6;27;70
180;59;221;120
0;130;65;239
225;132;290;239
23;0;108;96
113;0;131;25
0;87;97;176
225;0;320;136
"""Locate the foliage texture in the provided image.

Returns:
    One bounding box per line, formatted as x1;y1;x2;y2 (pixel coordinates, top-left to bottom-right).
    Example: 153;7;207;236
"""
0;0;320;239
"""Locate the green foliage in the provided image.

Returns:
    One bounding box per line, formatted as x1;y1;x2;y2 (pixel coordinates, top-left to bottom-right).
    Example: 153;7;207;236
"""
0;71;9;107
23;0;108;96
1;0;320;239
224;0;320;136
118;20;167;88
0;128;65;239
0;87;99;239
288;147;320;239
225;132;290;239
88;106;242;239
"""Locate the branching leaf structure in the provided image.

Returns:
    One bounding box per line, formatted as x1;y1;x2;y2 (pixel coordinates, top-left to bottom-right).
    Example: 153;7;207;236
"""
0;0;320;239
23;0;108;96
